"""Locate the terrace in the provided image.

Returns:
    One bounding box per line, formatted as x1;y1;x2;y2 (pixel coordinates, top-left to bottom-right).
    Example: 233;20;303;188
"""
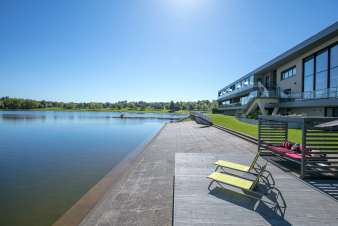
70;120;338;226
174;120;338;226
218;86;338;116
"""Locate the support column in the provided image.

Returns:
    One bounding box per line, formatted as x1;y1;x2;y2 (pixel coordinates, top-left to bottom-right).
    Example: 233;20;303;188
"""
272;106;279;115
257;101;267;115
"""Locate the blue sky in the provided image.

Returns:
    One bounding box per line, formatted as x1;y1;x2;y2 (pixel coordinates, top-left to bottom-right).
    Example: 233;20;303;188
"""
1;0;338;102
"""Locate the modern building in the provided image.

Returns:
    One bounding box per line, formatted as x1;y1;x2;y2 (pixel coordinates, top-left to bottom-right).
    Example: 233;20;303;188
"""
217;21;338;117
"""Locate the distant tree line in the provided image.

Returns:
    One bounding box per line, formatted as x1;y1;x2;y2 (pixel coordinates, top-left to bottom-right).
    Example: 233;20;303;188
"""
0;97;218;112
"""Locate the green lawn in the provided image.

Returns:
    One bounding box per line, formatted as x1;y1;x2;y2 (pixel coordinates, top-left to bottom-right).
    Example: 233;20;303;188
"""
208;114;302;143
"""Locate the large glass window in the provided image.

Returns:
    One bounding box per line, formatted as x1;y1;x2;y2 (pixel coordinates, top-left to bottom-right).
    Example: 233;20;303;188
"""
303;44;338;99
330;44;338;88
315;50;328;98
304;57;314;92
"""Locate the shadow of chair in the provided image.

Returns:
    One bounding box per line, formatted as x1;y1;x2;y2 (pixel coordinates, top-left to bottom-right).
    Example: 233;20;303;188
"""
208;169;289;226
260;169;276;189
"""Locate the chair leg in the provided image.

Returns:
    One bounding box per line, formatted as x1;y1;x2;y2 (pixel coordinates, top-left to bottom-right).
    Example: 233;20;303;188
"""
208;180;214;191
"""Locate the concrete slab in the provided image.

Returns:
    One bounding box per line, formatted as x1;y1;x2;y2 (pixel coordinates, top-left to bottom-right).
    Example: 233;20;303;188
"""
79;121;258;226
78;120;338;226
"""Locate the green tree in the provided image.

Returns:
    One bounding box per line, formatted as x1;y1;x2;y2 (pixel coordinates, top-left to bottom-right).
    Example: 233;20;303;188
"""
169;101;175;112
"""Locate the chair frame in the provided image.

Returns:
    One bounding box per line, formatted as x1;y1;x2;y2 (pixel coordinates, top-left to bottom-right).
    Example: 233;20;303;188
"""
208;162;275;205
214;149;263;174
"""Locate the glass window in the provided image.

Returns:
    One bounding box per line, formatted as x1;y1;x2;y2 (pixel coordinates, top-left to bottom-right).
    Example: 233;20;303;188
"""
304;76;313;92
249;75;254;85
236;82;241;89
330;44;338;88
331;44;338;68
316;50;328;73
304;57;314;92
281;66;296;80
316;71;328;90
304;57;314;76
292;67;296;76
330;67;338;88
315;50;328;91
326;107;338;117
284;89;291;95
244;79;247;87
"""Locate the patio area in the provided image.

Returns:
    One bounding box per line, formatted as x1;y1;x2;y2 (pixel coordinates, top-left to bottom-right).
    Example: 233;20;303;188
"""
76;121;338;226
174;152;338;226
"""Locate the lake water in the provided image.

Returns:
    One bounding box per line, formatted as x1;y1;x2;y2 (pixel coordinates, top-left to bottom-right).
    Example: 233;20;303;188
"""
0;111;185;226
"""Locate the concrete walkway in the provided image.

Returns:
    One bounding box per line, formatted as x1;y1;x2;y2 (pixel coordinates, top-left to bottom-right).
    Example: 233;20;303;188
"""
79;121;338;226
174;153;338;226
80;121;255;226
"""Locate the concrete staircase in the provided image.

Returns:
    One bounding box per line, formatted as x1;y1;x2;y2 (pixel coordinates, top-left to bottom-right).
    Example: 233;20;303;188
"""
243;97;279;115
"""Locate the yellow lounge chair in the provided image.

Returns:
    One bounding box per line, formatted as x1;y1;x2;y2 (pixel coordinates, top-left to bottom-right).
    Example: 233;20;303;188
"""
207;162;268;200
214;149;261;174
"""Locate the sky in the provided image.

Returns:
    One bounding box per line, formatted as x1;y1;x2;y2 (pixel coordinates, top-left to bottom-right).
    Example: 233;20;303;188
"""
0;0;338;102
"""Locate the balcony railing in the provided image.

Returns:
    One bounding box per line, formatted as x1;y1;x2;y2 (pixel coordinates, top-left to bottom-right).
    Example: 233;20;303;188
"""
259;90;278;98
218;84;254;99
218;81;277;100
219;87;338;111
219;102;242;109
219;90;278;110
280;87;338;100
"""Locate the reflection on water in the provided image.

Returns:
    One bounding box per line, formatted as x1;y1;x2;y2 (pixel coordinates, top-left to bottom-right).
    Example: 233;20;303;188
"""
0;113;47;120
0;111;187;121
0;111;177;226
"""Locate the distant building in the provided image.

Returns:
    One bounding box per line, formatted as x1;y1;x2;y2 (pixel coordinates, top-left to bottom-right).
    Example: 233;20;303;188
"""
217;21;338;117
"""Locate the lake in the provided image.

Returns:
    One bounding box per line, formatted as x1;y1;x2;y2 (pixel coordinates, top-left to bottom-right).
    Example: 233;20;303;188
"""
0;111;186;226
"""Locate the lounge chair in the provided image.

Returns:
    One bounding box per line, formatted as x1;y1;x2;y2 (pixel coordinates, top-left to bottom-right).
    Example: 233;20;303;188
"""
207;162;268;201
214;149;262;174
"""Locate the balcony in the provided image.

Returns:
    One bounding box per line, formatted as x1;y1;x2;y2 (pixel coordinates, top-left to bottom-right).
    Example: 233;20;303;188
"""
280;87;338;101
217;84;254;101
218;102;243;110
218;89;278;111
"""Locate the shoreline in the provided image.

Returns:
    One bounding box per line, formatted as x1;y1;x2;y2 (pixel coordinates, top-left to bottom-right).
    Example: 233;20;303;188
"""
52;123;168;226
0;110;189;121
0;108;189;114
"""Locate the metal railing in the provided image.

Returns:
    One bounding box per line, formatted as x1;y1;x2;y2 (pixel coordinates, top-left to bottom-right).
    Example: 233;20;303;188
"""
221;103;242;107
219;89;278;110
218;81;277;100
280;87;338;100
259;90;278;98
218;84;254;99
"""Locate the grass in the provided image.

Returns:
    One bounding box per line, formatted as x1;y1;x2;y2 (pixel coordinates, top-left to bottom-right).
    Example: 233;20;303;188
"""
208;114;302;143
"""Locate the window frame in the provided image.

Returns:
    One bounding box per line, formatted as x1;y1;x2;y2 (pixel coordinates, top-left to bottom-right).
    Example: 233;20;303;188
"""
302;41;338;92
281;66;296;80
329;43;338;88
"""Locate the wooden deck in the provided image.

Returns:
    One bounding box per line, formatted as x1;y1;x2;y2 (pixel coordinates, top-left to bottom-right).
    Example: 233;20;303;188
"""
78;121;338;226
174;152;338;225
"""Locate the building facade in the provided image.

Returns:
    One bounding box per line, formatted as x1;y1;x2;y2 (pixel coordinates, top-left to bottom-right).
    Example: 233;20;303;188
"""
217;21;338;117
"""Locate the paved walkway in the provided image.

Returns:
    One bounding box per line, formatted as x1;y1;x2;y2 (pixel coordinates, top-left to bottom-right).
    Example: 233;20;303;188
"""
79;121;338;226
80;121;254;226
